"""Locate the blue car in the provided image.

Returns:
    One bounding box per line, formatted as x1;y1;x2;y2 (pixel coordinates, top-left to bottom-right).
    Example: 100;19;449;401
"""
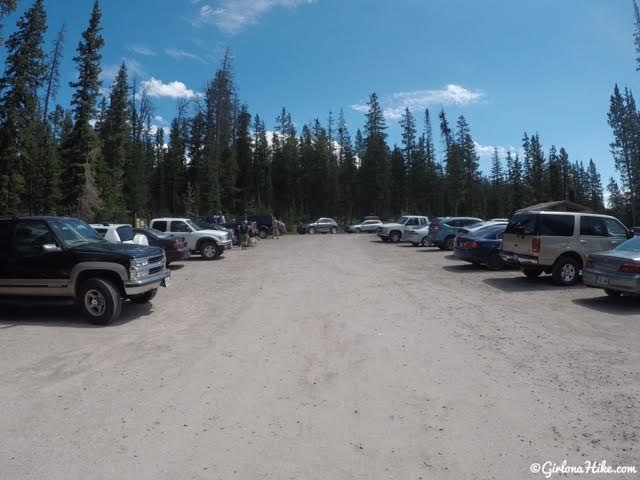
453;224;507;270
427;217;483;250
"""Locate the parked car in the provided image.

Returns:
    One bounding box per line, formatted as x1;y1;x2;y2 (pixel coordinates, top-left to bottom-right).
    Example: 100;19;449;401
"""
426;217;483;250
346;219;383;233
91;223;147;245
246;214;277;239
500;211;631;285
405;225;430;246
133;228;190;265
377;215;430;243
150;218;232;260
454;224;507;270
456;220;508;236
298;218;339;234
0;216;170;325
583;236;640;296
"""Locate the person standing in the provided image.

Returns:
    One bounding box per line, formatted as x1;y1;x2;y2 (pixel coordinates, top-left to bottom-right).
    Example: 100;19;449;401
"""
272;216;280;240
240;220;249;250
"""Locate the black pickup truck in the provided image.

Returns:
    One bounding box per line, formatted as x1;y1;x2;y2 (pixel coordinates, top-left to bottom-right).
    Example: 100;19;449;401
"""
0;216;170;325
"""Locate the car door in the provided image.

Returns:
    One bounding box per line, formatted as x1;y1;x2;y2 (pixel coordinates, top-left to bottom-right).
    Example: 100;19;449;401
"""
170;221;195;249
317;219;328;233
604;217;630;250
7;219;70;294
403;217;420;239
579;216;611;258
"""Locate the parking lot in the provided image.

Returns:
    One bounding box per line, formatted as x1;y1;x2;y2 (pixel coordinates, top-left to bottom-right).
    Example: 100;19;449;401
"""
1;233;639;479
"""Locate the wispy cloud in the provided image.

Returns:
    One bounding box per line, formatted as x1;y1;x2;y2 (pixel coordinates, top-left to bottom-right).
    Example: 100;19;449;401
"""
141;77;197;99
128;45;157;56
194;0;316;34
352;84;486;121
101;58;146;84
165;48;208;64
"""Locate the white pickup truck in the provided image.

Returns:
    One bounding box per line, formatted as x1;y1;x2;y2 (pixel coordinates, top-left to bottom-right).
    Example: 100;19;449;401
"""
150;218;232;260
376;215;430;243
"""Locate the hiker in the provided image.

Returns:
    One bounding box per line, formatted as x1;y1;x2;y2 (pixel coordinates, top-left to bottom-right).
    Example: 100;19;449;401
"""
240;220;249;250
272;216;280;239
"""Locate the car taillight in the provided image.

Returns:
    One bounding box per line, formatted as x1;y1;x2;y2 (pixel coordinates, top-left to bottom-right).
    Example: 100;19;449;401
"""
532;238;541;253
585;257;593;268
434;225;441;232
464;240;479;249
619;263;640;273
172;241;183;250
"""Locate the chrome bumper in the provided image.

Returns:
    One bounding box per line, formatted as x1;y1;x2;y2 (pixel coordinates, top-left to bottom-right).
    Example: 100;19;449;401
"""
125;271;171;296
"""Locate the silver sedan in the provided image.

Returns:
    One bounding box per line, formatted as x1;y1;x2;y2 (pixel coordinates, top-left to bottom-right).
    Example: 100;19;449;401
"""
583;237;640;296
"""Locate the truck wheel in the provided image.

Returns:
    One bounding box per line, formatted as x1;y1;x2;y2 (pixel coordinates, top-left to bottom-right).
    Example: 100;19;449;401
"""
391;231;401;243
259;229;268;239
201;241;219;260
130;289;158;304
79;278;122;325
523;268;543;279
552;256;579;286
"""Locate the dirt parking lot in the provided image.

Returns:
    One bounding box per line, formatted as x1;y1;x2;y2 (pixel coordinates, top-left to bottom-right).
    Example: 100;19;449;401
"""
1;234;639;479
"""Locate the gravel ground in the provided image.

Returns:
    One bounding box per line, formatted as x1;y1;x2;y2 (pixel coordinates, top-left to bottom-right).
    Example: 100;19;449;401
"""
1;234;639;479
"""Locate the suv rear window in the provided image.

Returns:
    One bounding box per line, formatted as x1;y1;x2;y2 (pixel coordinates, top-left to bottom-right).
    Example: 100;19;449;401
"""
152;221;167;232
539;214;574;236
580;216;607;237
116;226;135;242
505;213;539;235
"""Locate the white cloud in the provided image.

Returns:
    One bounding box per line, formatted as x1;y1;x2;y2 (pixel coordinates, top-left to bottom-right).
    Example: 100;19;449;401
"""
194;0;316;34
165;48;208;64
101;58;146;84
128;45;157;56
351;84;486;122
474;142;521;159
141;77;197;99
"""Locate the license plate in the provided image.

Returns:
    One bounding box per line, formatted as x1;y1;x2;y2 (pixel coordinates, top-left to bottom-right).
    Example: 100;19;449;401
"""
162;276;171;288
596;276;609;286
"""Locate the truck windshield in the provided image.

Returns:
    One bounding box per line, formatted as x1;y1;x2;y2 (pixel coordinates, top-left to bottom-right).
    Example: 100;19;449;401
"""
395;217;409;224
186;220;204;231
49;219;105;247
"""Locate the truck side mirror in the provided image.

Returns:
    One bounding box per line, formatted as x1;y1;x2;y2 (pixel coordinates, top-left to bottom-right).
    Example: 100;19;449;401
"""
42;243;62;253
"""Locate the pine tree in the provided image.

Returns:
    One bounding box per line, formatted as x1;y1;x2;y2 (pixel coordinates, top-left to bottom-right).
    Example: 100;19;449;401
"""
63;0;104;215
100;62;129;220
235;104;252;211
400;107;417;210
586;159;604;212
489;148;503;216
252;115;271;210
607;178;630;223
337;109;356;222
634;0;640;71
0;0;47;214
547;145;562;200
389;146;406;215
360;93;390;217
165;118;187;215
0;0;18;46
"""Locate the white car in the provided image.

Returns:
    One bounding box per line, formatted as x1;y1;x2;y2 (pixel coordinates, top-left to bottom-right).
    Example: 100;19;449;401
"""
405;225;430;247
347;219;383;233
377;215;430;243
150;218;232;260
91;223;149;245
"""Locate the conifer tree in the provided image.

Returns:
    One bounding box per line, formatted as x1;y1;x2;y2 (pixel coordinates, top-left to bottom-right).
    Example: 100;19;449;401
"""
360;93;389;216
235;104;252;211
0;0;47;213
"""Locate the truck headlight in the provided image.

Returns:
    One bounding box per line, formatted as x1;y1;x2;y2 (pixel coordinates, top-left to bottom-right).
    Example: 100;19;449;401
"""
132;258;148;269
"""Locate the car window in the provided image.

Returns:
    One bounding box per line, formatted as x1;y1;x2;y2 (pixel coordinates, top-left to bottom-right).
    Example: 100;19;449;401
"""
505;213;539;235
116;226;135;242
580;216;607;237
152;221;167;232
405;218;419;226
419;218;427;226
94;228;108;237
171;221;191;233
539;215;574;236
615;237;640;252
14;220;56;256
604;218;628;237
462;219;481;226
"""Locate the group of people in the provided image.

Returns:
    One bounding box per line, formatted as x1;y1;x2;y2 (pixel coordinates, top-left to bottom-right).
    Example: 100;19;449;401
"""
239;215;281;250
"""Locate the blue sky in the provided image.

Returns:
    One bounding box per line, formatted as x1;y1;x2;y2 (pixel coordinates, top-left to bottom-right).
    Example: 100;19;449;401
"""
3;0;639;182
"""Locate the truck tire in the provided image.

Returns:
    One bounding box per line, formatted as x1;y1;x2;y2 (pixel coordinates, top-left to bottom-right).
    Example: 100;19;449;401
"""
201;241;219;260
79;278;122;325
259;229;268;239
130;289;158;304
552;256;579;286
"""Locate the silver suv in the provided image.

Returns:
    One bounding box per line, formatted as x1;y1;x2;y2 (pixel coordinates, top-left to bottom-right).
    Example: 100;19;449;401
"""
377;215;430;243
500;211;630;285
150;218;232;260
